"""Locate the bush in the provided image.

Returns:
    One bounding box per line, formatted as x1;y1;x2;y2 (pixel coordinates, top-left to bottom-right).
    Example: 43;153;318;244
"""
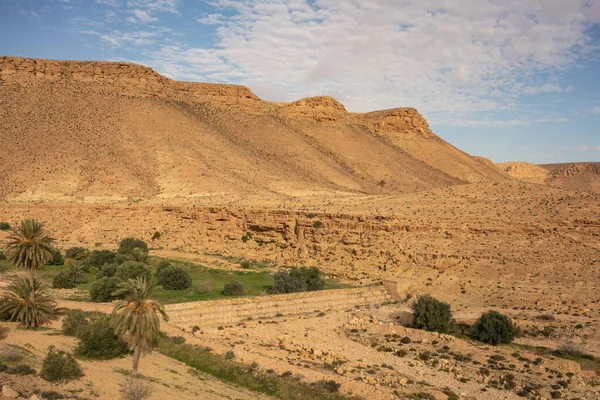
0;250;6;261
90;277;121;302
272;266;324;294
6;363;36;375
62;309;89;336
65;247;90;261
96;263;118;279
157;266;192;290
151;231;161;240
75;314;129;359
67;262;87;284
313;379;341;393
47;248;64;266
41;345;83;382
155;260;171;276
115;261;152;282
411;295;453;333
194;281;213;294
85;250;119;268
118;237;149;261
473;310;518;345
53;270;75;289
222;280;244;296
119;377;153;400
0;222;11;230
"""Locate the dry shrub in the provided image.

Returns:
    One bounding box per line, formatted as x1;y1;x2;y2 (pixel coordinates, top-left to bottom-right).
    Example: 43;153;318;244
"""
119;377;153;400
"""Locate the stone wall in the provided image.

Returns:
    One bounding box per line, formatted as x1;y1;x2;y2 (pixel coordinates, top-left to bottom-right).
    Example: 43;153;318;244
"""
165;286;392;328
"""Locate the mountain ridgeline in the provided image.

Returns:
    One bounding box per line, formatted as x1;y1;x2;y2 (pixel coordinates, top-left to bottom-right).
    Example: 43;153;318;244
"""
1;56;508;202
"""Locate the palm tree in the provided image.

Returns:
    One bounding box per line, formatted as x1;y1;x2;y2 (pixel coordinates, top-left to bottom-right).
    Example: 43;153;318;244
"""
5;219;55;299
0;276;59;328
110;277;168;374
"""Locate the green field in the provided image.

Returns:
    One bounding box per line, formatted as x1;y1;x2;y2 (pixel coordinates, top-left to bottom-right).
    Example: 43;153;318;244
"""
0;257;350;304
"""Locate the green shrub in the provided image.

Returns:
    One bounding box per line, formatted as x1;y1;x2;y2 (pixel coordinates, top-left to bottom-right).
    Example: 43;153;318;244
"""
118;237;149;259
62;310;89;336
65;247;90;261
115;261;152;282
473;311;518;345
151;231;161;240
6;363;36;375
75;314;129;359
0;251;7;261
272;266;323;294
47;248;63;265
96;263;118;280
84;250;119;268
157;266;192;290
53;270;75;289
90;277;121;302
41;345;83;382
155;260;171;276
411;295;453;333
0;222;11;230
223;280;244;296
119;377;153;400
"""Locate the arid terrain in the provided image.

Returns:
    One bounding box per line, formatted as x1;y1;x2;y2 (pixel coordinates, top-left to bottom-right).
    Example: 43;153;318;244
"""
1;57;599;400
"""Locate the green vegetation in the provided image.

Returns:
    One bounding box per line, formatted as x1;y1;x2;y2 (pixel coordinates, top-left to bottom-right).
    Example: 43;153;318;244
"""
110;278;168;374
65;246;90;261
53;270;76;289
272;266;324;294
116;261;152;282
158;336;349;400
0;221;11;230
47;247;63;265
40;345;83;382
222;280;245;296
118;237;149;262
473;310;518;345
75;313;129;359
90;276;122;302
411;295;453;333
4;219;57;328
0;276;59;327
157;265;192;290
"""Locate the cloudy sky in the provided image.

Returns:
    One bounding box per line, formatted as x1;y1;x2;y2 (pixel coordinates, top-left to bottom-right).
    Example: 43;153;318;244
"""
1;0;599;163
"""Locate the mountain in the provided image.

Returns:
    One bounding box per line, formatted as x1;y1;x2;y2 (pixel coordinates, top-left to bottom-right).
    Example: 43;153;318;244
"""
498;161;600;192
0;56;507;202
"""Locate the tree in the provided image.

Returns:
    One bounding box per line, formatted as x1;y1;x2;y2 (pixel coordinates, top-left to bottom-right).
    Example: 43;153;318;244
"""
473;310;518;345
0;276;58;328
5;219;55;302
118;238;149;262
110;278;168;374
377;180;386;193
411;295;453;333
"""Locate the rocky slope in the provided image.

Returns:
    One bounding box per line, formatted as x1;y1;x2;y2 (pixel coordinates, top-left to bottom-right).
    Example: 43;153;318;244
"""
499;162;600;192
0;56;507;202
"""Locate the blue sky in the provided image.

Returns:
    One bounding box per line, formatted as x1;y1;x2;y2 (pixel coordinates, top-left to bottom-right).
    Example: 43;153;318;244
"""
1;0;599;164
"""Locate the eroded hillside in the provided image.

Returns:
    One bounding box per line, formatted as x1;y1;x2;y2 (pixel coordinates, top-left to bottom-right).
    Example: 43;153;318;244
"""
0;56;507;201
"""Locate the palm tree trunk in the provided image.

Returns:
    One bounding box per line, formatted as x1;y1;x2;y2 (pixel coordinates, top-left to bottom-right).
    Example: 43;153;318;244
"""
28;268;35;299
132;344;141;374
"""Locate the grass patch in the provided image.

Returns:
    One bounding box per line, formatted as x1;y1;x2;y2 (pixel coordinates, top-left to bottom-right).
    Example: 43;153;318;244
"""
157;336;349;400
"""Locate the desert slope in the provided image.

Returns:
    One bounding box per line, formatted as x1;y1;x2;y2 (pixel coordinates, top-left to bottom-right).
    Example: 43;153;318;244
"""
499;161;600;192
0;56;507;202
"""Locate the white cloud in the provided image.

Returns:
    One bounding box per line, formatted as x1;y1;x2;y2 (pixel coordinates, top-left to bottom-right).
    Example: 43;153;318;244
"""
593;106;600;114
523;84;564;95
127;0;179;14
594;146;600;151
140;0;598;125
129;9;158;23
96;0;122;6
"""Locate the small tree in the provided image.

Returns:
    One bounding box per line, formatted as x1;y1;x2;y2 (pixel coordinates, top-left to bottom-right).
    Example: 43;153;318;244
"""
53;270;75;289
75;314;129;359
115;261;152;282
157;266;192;290
473;310;518;345
110;278;168;374
90;277;121;302
65;247;90;261
41;345;83;382
118;238;149;262
411;295;453;333
272;266;323;294
47;248;64;265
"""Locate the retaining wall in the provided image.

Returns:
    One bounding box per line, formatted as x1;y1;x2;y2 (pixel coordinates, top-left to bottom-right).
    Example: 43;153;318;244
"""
165;286;392;328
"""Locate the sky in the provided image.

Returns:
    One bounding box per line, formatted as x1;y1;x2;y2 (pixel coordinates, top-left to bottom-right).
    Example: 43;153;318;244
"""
1;0;599;164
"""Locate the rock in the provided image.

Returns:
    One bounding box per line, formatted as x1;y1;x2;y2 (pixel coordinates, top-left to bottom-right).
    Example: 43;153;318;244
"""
30;395;43;400
2;385;20;398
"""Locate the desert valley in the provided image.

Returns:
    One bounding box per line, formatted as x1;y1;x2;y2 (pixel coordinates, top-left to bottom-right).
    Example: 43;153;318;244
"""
0;56;599;400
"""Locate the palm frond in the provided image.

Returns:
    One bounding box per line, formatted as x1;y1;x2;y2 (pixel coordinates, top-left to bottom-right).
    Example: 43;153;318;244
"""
4;219;55;272
0;275;59;328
